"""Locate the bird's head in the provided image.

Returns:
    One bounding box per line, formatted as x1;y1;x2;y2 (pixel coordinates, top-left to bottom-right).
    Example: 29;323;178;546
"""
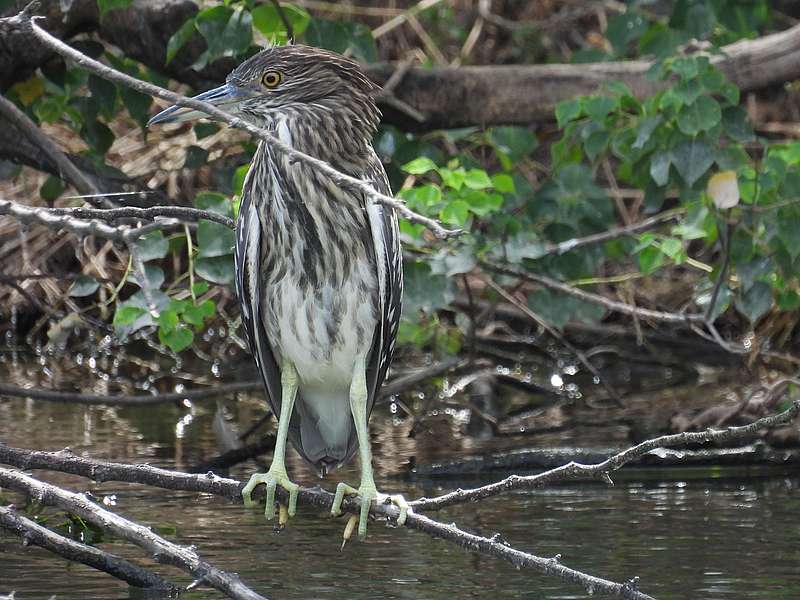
148;45;381;138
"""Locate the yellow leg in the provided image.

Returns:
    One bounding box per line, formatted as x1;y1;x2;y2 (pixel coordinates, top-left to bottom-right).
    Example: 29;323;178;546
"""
330;355;410;539
242;360;300;521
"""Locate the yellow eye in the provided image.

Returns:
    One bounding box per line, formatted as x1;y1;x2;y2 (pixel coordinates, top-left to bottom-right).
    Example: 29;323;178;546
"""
262;71;283;88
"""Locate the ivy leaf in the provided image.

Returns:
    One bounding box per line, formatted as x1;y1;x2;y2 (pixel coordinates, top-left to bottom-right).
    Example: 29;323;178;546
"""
113;305;146;327
131;265;165;290
252;3;311;38
583;95;618;122
159;325;194;353
488;126;538;164
194;6;252;69
402;260;454;316
676;96;721;135
197;221;235;258
735;281;773;323
555;98;582;127
402;157;437;175
463;169;492;190
671;138;714;187
135;231;169;262
196;256;234;285
69;275;100;298
649;152;672;186
166;17;197;65
440;200;470;226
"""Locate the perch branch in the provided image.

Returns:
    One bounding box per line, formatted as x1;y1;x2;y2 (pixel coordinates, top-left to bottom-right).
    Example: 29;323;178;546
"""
408;400;800;511
3;7;457;240
0;444;654;600
0;505;177;592
0;467;269;600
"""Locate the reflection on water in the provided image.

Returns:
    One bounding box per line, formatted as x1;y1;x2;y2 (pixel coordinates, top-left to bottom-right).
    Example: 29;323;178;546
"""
0;346;798;600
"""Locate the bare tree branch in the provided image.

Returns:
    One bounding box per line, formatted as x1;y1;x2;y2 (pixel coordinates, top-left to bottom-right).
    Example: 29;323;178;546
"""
481;259;706;325
0;444;655;599
1;7;458;240
408;400;800;511
0;506;178;592
0;467;269;600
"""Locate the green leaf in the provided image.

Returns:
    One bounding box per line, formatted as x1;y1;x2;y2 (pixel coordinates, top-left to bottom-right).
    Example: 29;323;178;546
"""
194;6;252;69
113;305;146;327
671;139;714;187
736;281;772;323
638;245;664;273
194;122;220;140
40;176;64;201
491;174;515;193
69;275;100;297
429;247;476;277
633;116;662;150
464;191;503;216
196;256;234;285
195;191;233;216
402;157;437;175
440;200;470;226
606;11;648;54
252;3;311;38
158;309;179;334
402;260;454;316
463;169;492;190
721;106;754;142
159;325;194;352
555;98;582;127
81;120;114;155
192;281;210;296
304;19;377;62
197;220;235;258
401;184;441;211
502;232;546;263
131;265;165;290
650;152;672;186
166;17;197;65
777;206;800;259
135;231;169;262
583;95;618;122
184;145;209;168
88;75;117;114
676;95;722;135
119;86;152;129
231;164;250;197
488;126;538;164
97;0;131;17
183;300;215;326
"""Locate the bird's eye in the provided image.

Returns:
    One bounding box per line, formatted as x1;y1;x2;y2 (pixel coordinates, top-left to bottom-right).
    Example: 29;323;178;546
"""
262;71;283;88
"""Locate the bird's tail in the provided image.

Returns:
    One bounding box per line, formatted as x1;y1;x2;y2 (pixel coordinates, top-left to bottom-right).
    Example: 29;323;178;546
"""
289;387;356;477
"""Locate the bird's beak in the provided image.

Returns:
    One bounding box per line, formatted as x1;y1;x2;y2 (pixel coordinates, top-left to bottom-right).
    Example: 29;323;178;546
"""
147;83;254;126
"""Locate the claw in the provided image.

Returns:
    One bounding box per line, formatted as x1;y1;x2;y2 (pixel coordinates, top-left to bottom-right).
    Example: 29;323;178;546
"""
241;468;299;521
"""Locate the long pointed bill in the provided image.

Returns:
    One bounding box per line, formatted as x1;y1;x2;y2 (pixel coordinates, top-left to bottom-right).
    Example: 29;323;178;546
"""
147;84;254;126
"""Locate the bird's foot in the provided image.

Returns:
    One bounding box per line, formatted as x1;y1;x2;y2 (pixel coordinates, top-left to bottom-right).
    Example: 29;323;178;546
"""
241;467;299;522
331;482;411;541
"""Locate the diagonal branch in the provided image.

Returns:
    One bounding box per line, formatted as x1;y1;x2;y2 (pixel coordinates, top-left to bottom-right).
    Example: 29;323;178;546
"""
0;467;269;600
0;505;178;592
2;6;457;240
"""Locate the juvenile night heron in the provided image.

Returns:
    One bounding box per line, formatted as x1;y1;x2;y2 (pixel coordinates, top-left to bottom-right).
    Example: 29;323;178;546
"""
149;45;405;538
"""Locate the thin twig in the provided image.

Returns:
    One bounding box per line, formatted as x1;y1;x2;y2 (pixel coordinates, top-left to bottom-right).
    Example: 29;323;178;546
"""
408;400;800;511
0;467;269;600
268;0;294;40
0;444;655;600
542;209;684;256
482;259;705;324
483;276;623;405
50;205;234;229
4;8;456;240
0;506;177;592
0;381;261;405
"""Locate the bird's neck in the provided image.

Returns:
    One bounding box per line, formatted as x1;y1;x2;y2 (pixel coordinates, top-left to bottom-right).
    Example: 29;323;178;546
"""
261;96;380;174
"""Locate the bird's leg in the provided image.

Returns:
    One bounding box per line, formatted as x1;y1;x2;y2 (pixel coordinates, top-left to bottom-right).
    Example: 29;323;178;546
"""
330;356;410;539
242;360;300;521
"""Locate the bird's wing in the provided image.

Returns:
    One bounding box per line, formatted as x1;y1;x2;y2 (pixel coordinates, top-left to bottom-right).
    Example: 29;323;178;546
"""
364;154;403;415
234;183;282;421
